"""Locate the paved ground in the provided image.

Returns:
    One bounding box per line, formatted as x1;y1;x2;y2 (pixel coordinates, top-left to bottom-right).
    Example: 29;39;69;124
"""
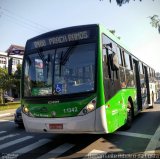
0;100;160;159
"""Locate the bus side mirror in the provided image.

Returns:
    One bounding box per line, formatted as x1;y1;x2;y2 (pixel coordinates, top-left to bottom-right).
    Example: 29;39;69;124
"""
8;58;13;75
109;53;119;71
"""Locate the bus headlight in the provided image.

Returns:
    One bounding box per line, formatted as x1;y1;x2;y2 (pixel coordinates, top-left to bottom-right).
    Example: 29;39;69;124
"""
86;103;95;112
22;105;34;117
78;98;96;116
23;107;29;114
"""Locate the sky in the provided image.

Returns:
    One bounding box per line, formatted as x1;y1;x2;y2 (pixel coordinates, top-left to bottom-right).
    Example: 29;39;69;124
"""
0;0;160;72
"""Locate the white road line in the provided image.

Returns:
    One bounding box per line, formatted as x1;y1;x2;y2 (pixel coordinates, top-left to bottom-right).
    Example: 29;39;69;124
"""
145;125;160;154
0;136;33;150
115;131;153;139
0;134;19;141
0;131;6;134
13;139;51;154
88;149;106;154
0;119;14;123
0;113;11;117
86;150;107;159
38;143;74;159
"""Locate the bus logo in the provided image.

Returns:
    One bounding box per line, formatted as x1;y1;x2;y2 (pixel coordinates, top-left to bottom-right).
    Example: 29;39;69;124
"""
48;101;59;104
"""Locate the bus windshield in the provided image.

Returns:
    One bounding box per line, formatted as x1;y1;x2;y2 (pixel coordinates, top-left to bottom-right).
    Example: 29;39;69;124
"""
23;43;96;97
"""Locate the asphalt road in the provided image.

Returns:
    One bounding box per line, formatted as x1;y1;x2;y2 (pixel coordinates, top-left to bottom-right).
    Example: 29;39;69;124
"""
0;101;160;159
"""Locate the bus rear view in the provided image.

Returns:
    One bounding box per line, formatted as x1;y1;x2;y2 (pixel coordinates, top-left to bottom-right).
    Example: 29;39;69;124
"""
21;25;108;134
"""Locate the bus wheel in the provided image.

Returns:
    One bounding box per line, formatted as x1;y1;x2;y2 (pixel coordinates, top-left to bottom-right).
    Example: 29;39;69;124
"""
124;101;133;129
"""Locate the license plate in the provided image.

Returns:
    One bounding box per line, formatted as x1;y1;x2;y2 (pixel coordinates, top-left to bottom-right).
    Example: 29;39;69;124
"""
49;123;63;129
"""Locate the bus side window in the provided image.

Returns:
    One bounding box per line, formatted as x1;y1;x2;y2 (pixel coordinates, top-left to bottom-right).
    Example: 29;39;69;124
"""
124;52;131;70
102;47;110;78
102;34;112;78
129;55;133;70
139;62;143;75
102;34;121;80
117;47;123;66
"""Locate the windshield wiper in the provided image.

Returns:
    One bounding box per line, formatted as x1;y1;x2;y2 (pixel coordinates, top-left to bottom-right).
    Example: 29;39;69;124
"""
59;46;75;76
37;48;46;64
60;46;75;65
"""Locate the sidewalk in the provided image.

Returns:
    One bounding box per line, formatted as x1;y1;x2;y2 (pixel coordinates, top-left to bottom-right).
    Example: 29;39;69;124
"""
0;109;16;118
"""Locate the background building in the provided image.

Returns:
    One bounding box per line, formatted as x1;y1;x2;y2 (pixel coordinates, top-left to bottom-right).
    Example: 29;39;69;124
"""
6;44;24;73
0;52;8;69
0;44;24;71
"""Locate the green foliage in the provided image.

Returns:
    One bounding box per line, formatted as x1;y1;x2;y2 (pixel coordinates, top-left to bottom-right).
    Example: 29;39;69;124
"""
149;15;160;33
0;68;15;90
0;68;16;104
100;0;154;7
13;64;22;99
101;0;159;34
109;30;116;34
14;64;22;79
109;30;121;39
0;64;22;104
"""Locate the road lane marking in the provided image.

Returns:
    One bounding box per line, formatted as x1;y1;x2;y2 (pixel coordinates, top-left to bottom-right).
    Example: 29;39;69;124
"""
13;139;51;154
85;150;107;159
115;131;153;139
88;149;107;154
38;143;74;159
145;125;160;154
0;119;14;123
0;131;6;134
0;136;33;150
0;134;19;141
0;113;12;117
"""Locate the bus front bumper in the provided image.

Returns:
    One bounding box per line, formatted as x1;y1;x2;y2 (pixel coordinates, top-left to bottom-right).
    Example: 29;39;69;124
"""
22;110;97;134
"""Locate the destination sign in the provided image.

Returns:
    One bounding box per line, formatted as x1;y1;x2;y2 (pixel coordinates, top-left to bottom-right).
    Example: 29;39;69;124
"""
33;31;90;49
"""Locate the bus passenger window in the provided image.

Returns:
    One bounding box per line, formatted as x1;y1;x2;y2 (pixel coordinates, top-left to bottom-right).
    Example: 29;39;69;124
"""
117;47;122;66
129;55;133;70
139;62;143;74
124;52;131;70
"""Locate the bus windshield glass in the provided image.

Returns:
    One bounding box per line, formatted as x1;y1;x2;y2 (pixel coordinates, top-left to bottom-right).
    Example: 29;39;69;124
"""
23;43;96;97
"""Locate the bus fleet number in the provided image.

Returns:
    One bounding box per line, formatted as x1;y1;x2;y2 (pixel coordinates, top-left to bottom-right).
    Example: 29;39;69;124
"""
63;107;78;113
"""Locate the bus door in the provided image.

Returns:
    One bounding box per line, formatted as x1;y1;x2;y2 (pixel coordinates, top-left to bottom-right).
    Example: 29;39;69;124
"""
144;66;150;105
133;59;142;110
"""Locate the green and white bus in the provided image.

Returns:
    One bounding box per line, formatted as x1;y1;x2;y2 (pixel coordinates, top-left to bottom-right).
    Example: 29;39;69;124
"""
21;24;156;134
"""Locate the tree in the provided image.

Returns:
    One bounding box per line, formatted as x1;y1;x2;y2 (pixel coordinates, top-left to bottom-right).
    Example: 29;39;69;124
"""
100;0;159;33
100;0;154;7
109;30;121;39
148;15;160;33
0;68;15;104
13;64;22;98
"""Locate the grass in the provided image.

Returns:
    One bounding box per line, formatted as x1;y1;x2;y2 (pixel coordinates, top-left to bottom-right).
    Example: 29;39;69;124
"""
0;101;20;111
